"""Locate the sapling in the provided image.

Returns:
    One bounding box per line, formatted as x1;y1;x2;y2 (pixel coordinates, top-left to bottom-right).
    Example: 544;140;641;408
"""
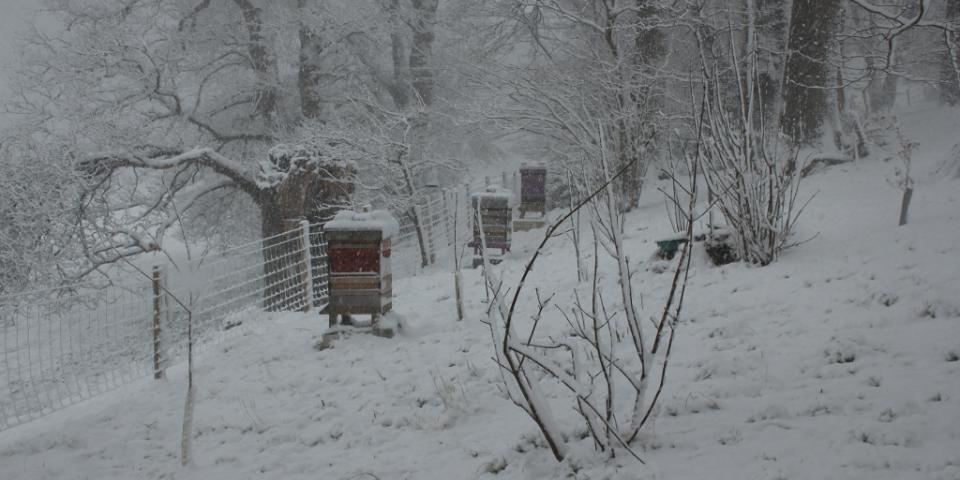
108;250;195;466
567;167;586;283
891;118;918;226
452;193;465;321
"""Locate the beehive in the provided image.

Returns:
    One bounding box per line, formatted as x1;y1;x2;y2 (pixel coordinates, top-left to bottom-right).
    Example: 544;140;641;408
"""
519;164;547;218
470;187;513;267
324;210;398;327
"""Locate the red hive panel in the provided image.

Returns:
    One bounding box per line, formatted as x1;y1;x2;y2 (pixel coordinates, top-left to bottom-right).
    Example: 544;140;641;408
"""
328;246;381;273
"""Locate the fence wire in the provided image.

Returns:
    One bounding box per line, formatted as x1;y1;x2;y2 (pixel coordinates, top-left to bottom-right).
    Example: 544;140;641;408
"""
392;189;472;277
0;222;329;431
0;186;480;433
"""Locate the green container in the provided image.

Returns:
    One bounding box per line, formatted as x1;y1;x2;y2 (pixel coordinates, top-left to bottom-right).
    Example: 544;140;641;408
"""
655;237;688;259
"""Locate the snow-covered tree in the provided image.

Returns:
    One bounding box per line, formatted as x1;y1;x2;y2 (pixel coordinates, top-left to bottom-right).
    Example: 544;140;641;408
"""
0;132;83;293
482;0;668;212
2;0;498;279
5;0;301;275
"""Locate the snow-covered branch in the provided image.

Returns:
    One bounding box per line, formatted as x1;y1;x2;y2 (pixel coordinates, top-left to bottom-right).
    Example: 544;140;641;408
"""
847;0;952;68
83;148;259;199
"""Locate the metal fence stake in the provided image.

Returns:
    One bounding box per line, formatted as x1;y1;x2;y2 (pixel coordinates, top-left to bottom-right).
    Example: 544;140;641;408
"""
152;265;164;379
301;220;316;310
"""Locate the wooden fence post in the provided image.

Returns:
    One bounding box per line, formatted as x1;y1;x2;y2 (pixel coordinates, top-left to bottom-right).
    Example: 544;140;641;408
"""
152;265;164;379
301;220;315;310
440;190;452;247
452;192;464;321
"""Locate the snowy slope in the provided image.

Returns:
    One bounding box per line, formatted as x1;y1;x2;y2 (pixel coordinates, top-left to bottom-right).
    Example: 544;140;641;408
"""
1;106;958;480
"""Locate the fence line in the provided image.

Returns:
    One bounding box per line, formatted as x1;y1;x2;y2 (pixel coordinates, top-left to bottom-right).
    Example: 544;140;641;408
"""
0;186;480;433
391;188;474;277
0;221;328;431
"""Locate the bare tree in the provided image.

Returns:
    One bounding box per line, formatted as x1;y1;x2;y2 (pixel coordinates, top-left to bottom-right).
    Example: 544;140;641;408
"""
846;0;960;108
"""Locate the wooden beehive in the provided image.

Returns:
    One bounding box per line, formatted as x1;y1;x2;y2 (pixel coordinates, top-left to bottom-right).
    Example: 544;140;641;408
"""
519;165;547;218
324;211;397;326
470;188;513;267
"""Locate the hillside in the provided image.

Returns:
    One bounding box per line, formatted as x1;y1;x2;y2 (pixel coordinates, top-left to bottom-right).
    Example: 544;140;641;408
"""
0;105;958;480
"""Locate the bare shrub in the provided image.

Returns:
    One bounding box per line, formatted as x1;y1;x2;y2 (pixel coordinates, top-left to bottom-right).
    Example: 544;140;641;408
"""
696;43;812;266
480;139;697;462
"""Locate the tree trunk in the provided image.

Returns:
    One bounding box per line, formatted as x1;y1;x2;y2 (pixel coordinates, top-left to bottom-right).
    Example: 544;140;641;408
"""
781;0;840;145
406;0;438;172
404;0;439;265
613;121;642;212
409;206;432;268
867;69;899;114
297;0;325;119
757;0;788;121
607;1;664;212
825;12;850;151
233;0;281;122
407;0;438;172
382;0;410;110
258;149;355;311
941;0;960;105
409;0;438;108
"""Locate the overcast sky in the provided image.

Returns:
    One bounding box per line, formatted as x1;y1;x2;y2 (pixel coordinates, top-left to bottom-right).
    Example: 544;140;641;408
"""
0;0;35;127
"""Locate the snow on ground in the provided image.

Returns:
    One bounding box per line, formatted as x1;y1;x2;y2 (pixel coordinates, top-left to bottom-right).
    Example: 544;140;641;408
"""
1;106;959;479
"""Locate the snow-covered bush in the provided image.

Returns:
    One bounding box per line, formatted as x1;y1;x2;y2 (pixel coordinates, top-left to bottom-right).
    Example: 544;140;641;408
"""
697;53;810;266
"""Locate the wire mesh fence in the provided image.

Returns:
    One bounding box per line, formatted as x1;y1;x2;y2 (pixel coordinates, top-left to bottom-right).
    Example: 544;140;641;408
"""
392;191;466;277
0;186;478;433
0;284;155;429
0;221;328;432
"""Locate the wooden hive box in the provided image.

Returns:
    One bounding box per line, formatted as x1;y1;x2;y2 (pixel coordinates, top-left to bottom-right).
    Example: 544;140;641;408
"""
519;165;547;218
470;188;513;265
324;210;398;320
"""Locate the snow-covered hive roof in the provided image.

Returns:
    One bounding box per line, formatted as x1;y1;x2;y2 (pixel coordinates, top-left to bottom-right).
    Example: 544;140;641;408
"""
520;161;547;170
472;185;515;207
472;185;513;200
324;209;400;239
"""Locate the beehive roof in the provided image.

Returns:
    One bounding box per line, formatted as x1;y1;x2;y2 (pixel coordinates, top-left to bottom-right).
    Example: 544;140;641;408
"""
325;209;400;238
